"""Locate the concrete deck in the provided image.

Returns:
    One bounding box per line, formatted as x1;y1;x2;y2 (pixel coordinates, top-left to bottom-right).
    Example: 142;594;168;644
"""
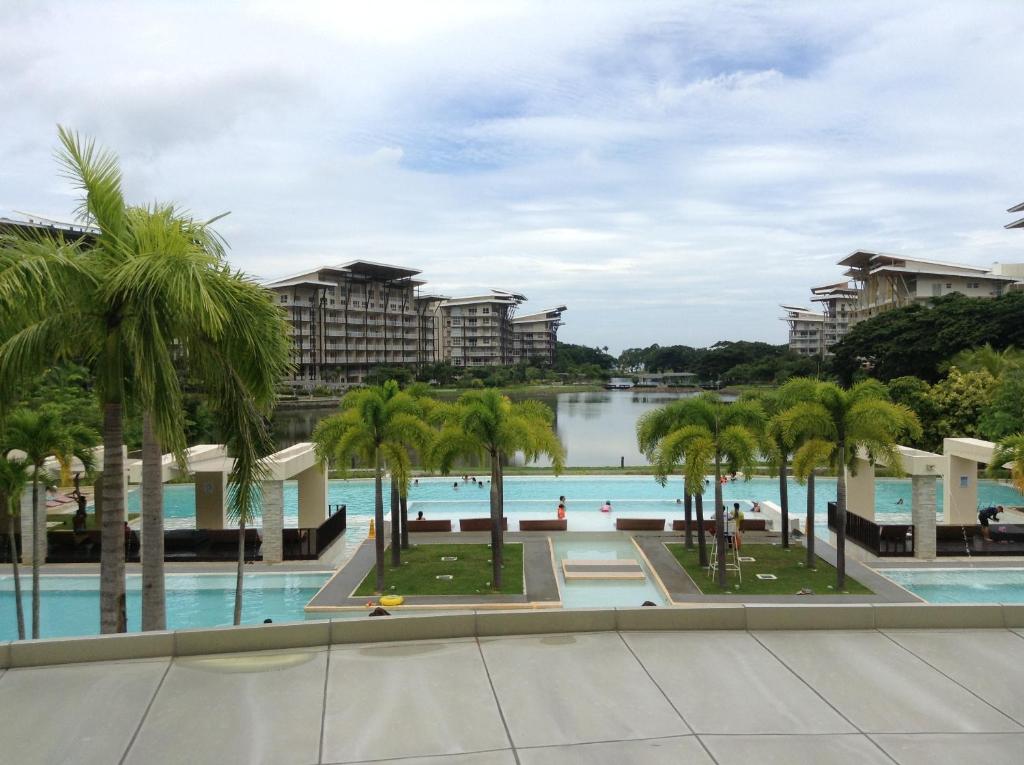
2;623;1023;764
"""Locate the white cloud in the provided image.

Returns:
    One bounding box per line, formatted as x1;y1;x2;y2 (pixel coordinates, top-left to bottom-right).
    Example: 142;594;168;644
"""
2;0;1023;353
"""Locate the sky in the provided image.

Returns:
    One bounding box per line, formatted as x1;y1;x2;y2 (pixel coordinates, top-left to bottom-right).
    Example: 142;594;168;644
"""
2;1;1023;354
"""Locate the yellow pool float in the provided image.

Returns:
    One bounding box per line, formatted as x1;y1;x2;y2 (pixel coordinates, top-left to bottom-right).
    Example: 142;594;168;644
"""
379;595;404;607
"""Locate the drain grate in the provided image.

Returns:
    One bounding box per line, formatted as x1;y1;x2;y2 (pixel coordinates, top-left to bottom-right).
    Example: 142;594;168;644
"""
440;556;458;561
755;573;778;581
738;556;756;562
435;574;454;580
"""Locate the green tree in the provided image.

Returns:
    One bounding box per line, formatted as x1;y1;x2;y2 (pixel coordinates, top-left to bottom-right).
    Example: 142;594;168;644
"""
929;368;997;445
313;381;432;591
637;394;764;587
991;434;1024;495
780;381;920;588
758;378;820;549
0;128;289;633
3;408;97;638
980;369;1024;440
432;389;564;588
947;343;1024;378
0;456;32;640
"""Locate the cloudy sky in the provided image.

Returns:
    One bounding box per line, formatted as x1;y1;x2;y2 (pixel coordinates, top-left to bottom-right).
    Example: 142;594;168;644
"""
2;1;1023;353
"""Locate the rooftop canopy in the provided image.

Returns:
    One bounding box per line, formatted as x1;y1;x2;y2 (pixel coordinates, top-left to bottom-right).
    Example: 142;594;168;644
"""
340;260;422;281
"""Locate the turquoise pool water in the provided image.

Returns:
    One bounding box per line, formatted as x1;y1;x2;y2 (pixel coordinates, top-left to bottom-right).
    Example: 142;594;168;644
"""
877;568;1024;604
0;572;331;641
553;537;667;608
136;475;1024;530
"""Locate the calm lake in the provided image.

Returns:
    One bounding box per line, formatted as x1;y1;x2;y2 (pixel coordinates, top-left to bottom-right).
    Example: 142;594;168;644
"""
273;390;733;468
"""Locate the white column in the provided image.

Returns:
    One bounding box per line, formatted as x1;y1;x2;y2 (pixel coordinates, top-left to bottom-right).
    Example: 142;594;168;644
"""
845;456;875;520
943;452;978;525
296;464;328;529
194;471;228;529
261;480;284;564
912;475;937;559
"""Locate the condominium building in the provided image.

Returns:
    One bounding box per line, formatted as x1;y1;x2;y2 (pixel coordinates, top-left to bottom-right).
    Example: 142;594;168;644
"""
437;291;526;368
1006;201;1024;230
838;249;1019;323
780;304;827;357
263;261;439;385
512;305;567;366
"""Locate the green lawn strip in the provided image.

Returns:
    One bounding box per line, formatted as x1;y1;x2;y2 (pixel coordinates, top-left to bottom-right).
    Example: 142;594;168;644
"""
667;542;873;595
354;543;524;597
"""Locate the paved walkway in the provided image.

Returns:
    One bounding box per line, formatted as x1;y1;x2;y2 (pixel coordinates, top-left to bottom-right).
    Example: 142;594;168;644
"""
2;626;1022;764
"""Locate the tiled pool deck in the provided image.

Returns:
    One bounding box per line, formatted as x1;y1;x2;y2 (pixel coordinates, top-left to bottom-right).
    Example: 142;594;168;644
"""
1;608;1023;763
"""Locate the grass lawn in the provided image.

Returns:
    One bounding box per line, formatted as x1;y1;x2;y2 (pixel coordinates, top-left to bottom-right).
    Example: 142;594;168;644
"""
667;542;873;595
354;543;524;597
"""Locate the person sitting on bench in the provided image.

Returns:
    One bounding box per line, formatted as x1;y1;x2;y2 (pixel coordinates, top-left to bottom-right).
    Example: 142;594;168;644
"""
979;505;1004;542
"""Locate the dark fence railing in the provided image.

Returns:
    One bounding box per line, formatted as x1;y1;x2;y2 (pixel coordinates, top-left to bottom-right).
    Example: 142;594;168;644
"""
6;504;348;564
827;501;914;557
283;504;347;560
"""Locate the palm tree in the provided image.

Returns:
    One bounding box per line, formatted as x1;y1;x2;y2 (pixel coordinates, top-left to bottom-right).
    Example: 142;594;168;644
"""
990;433;1024;494
313;381;432;592
781;380;920;588
3;408;97;638
0;129;290;632
948;343;1024;378
759;378;820;549
431;389;564;589
638;394;764;587
0;455;32;640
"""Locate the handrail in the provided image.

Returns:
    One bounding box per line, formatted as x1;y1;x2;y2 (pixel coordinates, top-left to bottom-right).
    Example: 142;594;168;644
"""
827;502;913;557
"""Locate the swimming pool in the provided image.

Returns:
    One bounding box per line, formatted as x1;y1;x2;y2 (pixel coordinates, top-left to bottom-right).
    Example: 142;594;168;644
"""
0;572;331;641
553;537;667;608
877;568;1024;603
134;474;1023;531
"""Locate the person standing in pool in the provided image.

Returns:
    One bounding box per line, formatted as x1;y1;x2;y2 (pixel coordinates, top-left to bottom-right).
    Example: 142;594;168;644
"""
600;500;612;513
979;505;1004;542
557;503;566;520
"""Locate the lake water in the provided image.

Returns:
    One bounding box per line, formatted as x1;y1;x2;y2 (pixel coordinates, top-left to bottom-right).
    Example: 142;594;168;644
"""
274;390;723;467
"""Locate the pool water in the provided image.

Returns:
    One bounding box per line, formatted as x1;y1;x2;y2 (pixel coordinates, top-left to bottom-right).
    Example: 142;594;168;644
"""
553;537;667;608
132;475;1023;533
0;572;331;641
877;568;1024;604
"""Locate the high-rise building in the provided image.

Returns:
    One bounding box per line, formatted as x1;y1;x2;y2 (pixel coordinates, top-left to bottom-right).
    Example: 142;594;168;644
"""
263;261;437;385
779;304;827;357
436;291;526;368
512;305;567;365
838;250;1019;323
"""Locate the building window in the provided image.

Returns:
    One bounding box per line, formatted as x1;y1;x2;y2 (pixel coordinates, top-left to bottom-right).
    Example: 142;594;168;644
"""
279;295;287;303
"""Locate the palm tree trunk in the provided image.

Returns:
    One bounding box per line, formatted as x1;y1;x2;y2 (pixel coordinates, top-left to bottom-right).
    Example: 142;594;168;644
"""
141;413;166;631
489;453;502;589
835;441;847;590
806;470;816;569
714;459;727;588
683;491;693;549
779;457;790;548
31;468;40;639
233;519;245;625
400;494;409;550
8;500;25;640
100;400;127;634
374;448;385;593
695;493;708;567
389;476;400;567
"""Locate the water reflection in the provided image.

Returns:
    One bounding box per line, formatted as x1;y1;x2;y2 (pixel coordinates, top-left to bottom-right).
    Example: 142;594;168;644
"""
272;390;734;468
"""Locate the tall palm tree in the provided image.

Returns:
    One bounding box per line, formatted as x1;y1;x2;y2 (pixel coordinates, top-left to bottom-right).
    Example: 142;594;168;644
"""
638;394;764;587
431;389;564;589
313;381;432;592
990;433;1024;494
0;455;32;640
3;408;97;638
781;380;920;588
0;129;290;632
759;378;820;549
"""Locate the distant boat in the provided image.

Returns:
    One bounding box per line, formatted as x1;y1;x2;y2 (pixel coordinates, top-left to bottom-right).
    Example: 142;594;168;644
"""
605;377;634;390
